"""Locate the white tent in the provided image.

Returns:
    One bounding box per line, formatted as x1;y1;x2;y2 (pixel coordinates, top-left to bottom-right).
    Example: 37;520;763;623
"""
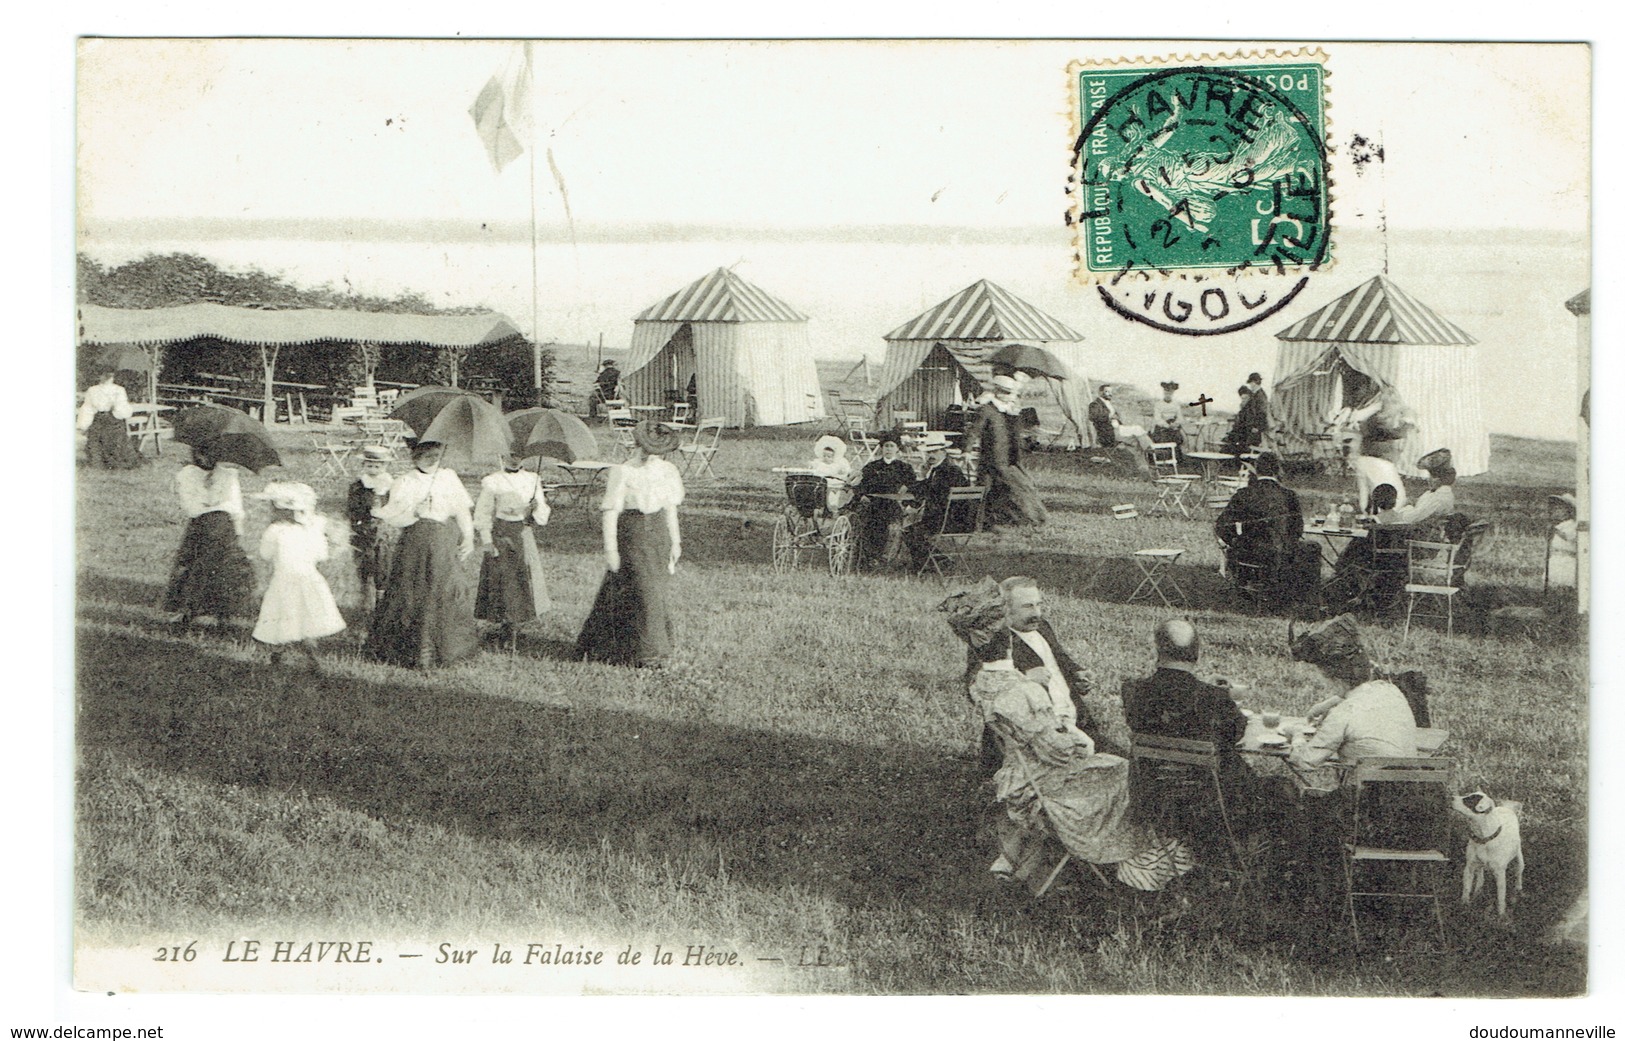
872;279;1088;435
622;268;825;428
1272;275;1490;477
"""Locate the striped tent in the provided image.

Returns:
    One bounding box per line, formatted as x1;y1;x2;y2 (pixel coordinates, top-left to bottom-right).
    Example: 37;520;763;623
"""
1272;275;1489;477
873;279;1088;434
622;268;824;427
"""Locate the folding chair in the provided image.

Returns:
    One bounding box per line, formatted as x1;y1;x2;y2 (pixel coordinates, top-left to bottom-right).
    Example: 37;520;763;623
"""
916;486;988;581
1402;540;1467;638
678;417;725;480
1153;474;1200;519
606;402;638;459
1129;733;1248;877
986;720;1116;897
845;418;880;462
1341;757;1455;952
669;401;693;425
310;433;355;477
1148;442;1183;478
1128;549;1188;607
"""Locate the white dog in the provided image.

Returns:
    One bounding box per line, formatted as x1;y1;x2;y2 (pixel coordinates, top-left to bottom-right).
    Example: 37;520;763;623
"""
1453;791;1524;915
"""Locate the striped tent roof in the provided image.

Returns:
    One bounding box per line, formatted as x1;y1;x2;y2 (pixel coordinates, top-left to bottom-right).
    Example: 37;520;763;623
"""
884;279;1083;342
634;268;808;324
1274;276;1476;345
77;303;522;349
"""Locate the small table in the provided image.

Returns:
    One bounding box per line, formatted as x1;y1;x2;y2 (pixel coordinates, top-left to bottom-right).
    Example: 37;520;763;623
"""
558;460;613;506
1128;548;1187;607
1185;450;1238;485
1304;524;1368;570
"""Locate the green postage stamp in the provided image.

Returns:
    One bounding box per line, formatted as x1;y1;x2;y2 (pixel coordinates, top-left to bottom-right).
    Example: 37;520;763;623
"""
1070;52;1331;333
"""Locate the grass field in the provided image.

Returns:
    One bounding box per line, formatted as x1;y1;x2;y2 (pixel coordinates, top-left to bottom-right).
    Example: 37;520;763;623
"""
74;422;1586;995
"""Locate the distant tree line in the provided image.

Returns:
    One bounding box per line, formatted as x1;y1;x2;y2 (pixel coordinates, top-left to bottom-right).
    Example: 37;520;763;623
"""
78;253;553;409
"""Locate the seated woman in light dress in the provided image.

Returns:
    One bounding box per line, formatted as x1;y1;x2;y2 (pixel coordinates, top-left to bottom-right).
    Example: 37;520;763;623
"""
941;581;1193;894
1546;493;1578;599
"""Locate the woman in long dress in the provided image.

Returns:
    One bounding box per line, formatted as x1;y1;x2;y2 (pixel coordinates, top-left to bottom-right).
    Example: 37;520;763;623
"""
77;371;144;470
968;375;1048;527
366;440;479;669
942;582;1193;893
849;434;916;569
163;444;255;626
252;481;346;670
474;455;552;650
575;422;685;668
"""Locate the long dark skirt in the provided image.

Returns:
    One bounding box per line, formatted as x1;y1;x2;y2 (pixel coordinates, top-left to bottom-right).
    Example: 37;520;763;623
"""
575;511;674;666
854;498;904;569
84;411;144;470
475;519;550;625
367;519;478;668
984;463;1048;527
162;511;254;620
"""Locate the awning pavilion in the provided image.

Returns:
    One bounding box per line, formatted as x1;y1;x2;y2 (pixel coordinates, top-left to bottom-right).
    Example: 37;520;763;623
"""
77;303;523;421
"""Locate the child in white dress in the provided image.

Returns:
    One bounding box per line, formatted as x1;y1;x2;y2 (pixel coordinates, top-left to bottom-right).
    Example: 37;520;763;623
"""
254;482;347;669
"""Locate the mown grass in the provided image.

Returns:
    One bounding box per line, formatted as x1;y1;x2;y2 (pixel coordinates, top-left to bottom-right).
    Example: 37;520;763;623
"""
75;428;1585;995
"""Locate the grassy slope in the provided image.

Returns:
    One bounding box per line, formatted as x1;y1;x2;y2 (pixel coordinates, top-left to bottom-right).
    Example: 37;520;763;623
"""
75;429;1585;995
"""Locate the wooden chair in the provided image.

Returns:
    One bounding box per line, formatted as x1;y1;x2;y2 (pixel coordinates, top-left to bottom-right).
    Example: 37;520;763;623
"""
845;418;880;462
668;401;693;425
916;485;988;582
1129;733;1247;877
1149;442;1183;477
1341;757;1455;952
1402;540;1467;638
605;402;638;459
678;417;725;480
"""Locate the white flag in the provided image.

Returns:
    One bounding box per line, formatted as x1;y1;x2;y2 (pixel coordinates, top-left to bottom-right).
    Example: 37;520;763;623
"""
469;44;533;172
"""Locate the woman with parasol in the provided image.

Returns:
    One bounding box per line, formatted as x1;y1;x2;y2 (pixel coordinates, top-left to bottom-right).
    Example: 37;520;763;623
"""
366;440;480;669
574;421;685;668
473;453;552;651
77;370;144;470
162;442;256;628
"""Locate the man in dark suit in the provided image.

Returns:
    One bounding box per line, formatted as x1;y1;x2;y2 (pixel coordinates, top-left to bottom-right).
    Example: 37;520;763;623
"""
1121;619;1286;836
1214;452;1321;606
1222;383;1270;455
903;436;969;571
966;575;1118;772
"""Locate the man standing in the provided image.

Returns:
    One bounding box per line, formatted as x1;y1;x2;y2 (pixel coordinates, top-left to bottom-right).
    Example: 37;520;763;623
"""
1214;451;1321;606
967;575;1116;771
1222;384;1270;455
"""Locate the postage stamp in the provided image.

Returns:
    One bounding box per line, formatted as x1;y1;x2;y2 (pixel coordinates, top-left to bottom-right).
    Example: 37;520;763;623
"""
1069;52;1331;334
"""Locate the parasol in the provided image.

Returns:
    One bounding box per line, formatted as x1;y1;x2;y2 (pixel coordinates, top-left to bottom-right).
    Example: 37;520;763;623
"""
388;386;510;470
507;408;599;463
88;345;154;374
170;403;283;473
988;344;1068;380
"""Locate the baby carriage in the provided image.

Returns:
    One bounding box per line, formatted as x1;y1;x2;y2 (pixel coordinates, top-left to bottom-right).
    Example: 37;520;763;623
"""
771;472;855;577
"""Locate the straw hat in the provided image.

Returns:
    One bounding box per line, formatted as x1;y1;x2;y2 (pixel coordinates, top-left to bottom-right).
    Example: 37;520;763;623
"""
990;374;1018;394
361;445;392;463
633;421;681;457
256;481;317;514
920;433;952;452
1548;493;1578;516
1417;448;1453;472
1288;614;1367;670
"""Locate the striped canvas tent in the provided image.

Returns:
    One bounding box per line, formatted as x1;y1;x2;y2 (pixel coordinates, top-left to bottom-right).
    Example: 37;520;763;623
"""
1272;275;1489;477
873;280;1088;433
622;268;824;428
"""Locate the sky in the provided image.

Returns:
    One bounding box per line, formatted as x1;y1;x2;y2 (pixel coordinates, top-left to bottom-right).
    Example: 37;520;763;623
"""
77;40;1590;235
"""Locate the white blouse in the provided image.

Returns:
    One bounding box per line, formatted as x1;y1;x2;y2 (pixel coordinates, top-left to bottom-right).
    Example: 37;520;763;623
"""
475;470;551;539
77;382;133;430
372;467;473;528
602;457;685;514
176;465;244;524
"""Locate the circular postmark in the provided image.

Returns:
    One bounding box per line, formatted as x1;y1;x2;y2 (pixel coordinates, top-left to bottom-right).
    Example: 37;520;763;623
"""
1073;64;1329;335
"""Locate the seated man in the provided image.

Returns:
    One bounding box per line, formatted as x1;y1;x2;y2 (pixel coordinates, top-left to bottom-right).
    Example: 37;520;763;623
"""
1121;619;1287;837
1214;452;1322;607
965;576;1117;773
1321;483;1411;613
902;436;969;570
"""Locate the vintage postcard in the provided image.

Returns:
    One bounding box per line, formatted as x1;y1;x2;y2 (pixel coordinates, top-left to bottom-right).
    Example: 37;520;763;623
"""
71;38;1589;1005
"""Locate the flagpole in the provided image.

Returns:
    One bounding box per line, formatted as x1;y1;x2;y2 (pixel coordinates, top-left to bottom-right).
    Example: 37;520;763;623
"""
526;41;541;400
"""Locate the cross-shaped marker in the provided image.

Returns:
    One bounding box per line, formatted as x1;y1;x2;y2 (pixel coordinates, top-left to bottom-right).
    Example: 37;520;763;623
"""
1188;393;1214;416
